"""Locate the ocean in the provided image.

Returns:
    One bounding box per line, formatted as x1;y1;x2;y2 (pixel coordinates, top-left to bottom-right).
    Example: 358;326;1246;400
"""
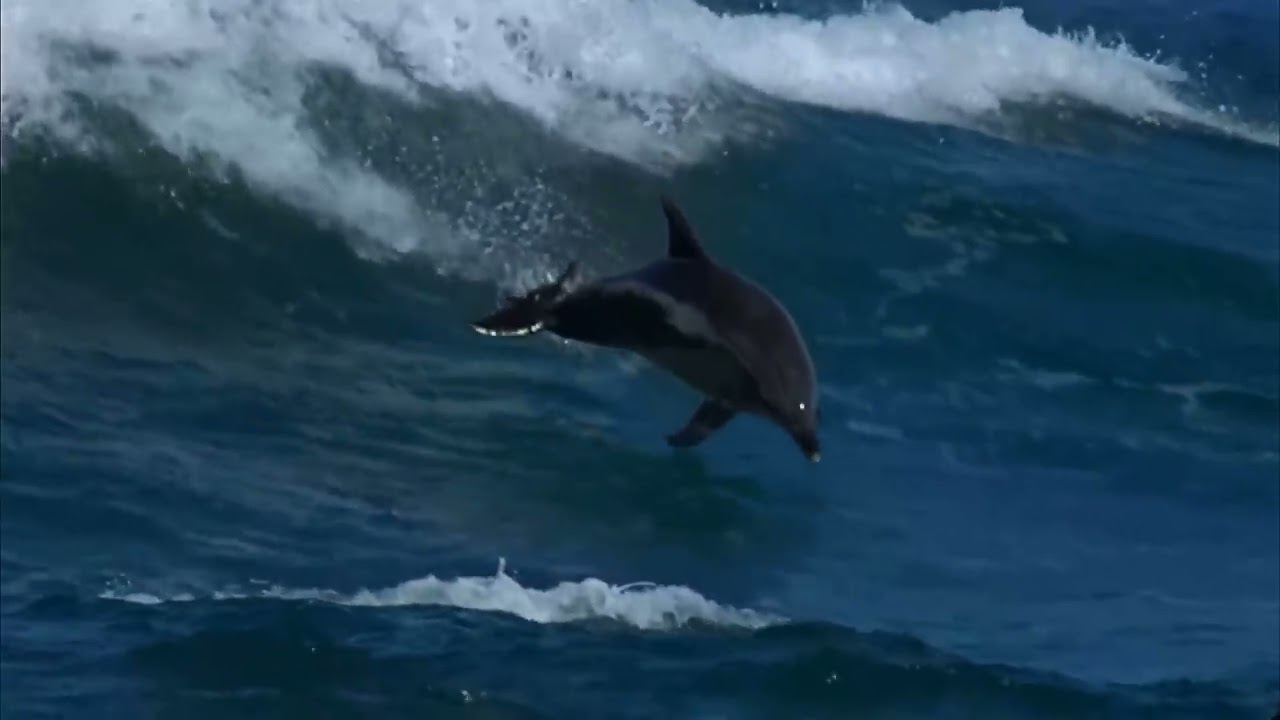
1;0;1277;718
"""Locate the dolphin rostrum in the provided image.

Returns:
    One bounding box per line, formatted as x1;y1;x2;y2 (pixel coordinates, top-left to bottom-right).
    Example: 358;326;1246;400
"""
471;196;821;461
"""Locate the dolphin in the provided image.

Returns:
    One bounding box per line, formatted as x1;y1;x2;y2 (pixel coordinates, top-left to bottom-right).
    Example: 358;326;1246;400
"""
470;196;821;461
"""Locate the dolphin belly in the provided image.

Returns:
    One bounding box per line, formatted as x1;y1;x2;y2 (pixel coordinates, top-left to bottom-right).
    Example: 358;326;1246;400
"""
636;345;758;407
546;281;759;405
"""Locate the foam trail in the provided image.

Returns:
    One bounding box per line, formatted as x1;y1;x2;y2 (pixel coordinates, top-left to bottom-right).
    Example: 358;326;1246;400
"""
100;560;782;631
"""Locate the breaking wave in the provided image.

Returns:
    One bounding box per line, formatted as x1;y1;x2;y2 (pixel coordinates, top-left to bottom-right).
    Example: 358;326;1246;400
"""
2;0;1275;286
101;560;782;631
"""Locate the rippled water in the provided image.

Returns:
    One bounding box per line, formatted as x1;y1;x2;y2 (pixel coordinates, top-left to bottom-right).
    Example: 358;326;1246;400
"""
2;0;1277;718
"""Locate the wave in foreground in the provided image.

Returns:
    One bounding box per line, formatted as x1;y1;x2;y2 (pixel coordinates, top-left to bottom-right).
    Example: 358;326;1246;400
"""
101;559;782;631
94;561;1275;720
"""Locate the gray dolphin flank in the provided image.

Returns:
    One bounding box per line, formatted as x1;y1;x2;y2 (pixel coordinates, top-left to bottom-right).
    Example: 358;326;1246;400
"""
471;195;821;462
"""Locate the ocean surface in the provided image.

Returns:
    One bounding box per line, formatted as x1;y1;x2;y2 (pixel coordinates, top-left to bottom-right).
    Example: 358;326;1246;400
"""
2;0;1277;718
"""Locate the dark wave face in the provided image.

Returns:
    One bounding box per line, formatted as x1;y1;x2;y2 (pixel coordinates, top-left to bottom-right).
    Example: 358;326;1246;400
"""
2;0;1277;718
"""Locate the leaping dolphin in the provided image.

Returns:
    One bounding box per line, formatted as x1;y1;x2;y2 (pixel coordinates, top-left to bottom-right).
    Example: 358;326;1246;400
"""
471;196;821;462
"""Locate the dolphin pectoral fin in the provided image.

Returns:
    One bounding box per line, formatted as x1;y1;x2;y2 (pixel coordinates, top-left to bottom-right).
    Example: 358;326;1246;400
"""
666;398;737;448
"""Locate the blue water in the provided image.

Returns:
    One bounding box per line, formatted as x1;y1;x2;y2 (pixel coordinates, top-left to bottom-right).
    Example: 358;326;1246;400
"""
2;0;1277;718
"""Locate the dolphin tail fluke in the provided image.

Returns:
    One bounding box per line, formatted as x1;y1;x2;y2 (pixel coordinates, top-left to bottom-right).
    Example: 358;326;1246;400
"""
471;260;579;337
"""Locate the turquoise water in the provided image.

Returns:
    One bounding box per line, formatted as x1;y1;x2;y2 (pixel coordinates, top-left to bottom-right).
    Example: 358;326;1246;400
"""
2;1;1277;718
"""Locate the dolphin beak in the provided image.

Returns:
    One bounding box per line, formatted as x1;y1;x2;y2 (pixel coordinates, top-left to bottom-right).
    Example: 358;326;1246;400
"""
793;430;820;463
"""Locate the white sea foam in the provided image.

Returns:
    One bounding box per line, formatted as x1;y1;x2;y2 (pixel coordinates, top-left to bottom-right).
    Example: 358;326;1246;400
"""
100;560;782;631
2;0;1272;278
5;0;1269;150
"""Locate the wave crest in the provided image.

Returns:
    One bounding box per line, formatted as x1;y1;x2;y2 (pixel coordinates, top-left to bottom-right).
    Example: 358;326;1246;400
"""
3;0;1273;288
100;559;783;631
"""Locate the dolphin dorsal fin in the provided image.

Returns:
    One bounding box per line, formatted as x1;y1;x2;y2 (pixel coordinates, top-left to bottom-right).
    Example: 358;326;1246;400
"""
660;195;709;262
